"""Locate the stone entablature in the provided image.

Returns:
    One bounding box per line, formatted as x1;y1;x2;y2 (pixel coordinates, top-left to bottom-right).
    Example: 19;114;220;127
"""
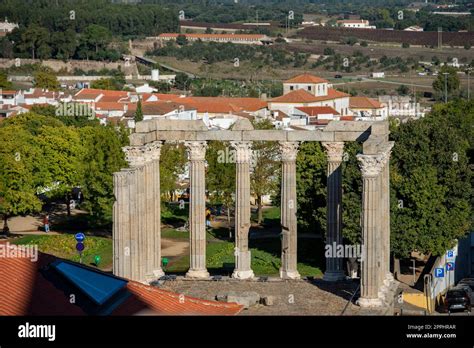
113;119;395;309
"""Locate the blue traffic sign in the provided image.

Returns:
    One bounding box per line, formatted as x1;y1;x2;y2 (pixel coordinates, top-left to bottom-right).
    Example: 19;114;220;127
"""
76;242;85;252
446;262;455;271
447;250;454;258
75;233;85;243
435;268;444;278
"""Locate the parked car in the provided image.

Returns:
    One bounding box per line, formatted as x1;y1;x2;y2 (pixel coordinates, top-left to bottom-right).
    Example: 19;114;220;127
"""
444;288;471;313
459;278;474;291
334;74;343;79
455;284;474;301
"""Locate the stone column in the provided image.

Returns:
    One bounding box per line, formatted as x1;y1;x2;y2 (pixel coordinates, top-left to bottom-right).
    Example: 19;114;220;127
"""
185;141;210;279
279;142;300;280
150;141;165;278
322;142;346;281
231;141;254;280
357;153;384;307
113;170;129;278
381;142;394;285
143;145;155;281
123;146;147;282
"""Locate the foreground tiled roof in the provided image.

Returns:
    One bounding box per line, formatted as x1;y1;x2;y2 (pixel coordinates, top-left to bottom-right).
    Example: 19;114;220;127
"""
270;89;349;103
0;249;243;316
349;96;383;109
284;74;329;84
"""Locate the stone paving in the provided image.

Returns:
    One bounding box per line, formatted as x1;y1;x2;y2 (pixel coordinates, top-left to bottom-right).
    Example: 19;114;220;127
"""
159;279;362;315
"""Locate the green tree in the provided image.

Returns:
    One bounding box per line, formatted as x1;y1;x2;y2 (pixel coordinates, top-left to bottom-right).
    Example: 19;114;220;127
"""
206;141;235;237
251;119;280;225
0;71;13;89
33;71;59;90
176;34;188;46
36;125;84;216
390;101;472;258
84;24;112;55
79;125;127;227
0;125;43;233
432;66;460;100
135;98;143;123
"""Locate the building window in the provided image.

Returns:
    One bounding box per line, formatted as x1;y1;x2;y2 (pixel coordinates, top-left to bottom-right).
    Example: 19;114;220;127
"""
307;86;311;91
290;86;294;91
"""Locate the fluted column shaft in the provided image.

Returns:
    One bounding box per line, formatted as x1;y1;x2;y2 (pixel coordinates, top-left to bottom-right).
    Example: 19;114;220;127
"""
185;141;210;279
151;142;164;278
280;142;300;280
231;141;254;280
322;142;346;281
357;154;384;307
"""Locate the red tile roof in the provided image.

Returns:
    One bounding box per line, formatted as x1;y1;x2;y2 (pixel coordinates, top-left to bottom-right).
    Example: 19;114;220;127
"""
349;96;383;109
74;89;129;101
284;74;329;84
296;106;339;116
0;250;242;316
270;89;349;103
178;97;267;114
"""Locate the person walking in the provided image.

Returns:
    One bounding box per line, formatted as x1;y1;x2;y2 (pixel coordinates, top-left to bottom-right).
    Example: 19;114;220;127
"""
43;214;50;233
205;208;211;229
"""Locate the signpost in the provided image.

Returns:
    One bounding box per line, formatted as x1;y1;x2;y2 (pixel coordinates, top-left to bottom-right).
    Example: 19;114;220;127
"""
75;233;85;264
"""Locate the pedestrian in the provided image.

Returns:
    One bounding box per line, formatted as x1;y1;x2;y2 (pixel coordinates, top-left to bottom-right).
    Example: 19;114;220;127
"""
43;214;50;233
205;208;211;228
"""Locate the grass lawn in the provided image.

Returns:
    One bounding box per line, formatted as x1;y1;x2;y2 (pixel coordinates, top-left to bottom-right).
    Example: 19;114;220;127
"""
251;206;280;225
11;234;113;270
166;236;323;277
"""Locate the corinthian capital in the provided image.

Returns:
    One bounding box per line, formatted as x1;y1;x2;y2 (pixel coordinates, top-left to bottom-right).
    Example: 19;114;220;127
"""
185;141;207;161
230;141;252;163
280;142;299;162
123;146;146;167
357;154;384;177
146;141;163;161
322;142;344;162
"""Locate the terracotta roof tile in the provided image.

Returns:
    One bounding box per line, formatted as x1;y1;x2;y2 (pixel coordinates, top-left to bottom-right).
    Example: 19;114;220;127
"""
296;106;339;116
284;74;329;84
349;97;383;109
0;250;242;316
178;97;267;113
271;89;349;103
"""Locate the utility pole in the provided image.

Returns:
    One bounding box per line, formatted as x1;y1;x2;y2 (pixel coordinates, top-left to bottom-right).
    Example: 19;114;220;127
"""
468;69;471;100
438;27;442;49
443;72;449;103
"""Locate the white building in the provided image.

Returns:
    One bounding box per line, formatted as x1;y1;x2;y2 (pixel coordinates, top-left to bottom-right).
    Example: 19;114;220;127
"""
336;20;375;29
0;19;19;36
269;74;352;118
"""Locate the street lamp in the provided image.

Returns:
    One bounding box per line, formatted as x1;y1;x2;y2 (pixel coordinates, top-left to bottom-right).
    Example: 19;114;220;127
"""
443;72;449;103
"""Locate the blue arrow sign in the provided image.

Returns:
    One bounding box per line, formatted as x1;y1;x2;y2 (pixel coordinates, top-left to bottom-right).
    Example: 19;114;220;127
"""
446;262;455;271
75;233;85;243
435;268;444;278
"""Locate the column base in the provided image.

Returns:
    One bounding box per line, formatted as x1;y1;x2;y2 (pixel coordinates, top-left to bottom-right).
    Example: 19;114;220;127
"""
323;270;346;282
280;269;301;280
232;269;255;280
185;269;210;279
357;297;383;308
153;268;165;278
